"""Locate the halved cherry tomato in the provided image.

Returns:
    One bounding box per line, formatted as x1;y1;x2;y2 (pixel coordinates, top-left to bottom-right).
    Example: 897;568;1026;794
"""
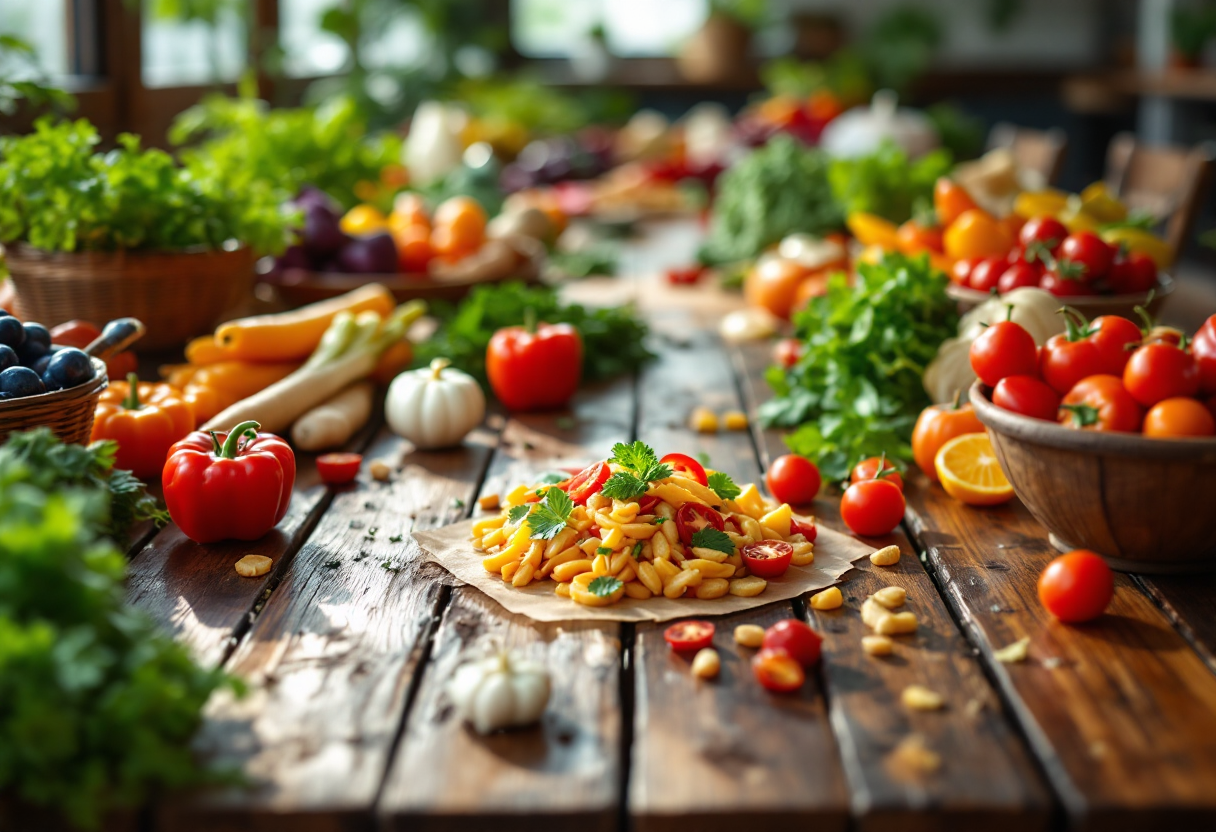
660;452;708;486
969;319;1038;387
675;502;725;547
666;265;705;285
774;337;803;369
741;540;794;578
1088;315;1143;375
993;375;1061;421
664;620;715;652
762;619;822;667
565;461;611;505
637;495;661;515
752;647;806;693
765;454;821;505
316;453;363;485
840;478;905;537
1058;375;1143;432
790;517;818;543
850;456;904;491
1123;342;1200;407
1038;549;1113;623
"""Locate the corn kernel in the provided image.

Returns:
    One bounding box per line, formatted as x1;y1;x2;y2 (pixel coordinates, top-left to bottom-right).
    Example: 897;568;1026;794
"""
722;410;749;431
862;635;893;656
870;545;901;566
901;685;945;711
477;493;500;511
810;586;843;610
876;611;919;636
691;648;721;679
235;554;272;577
873;586;907;609
689;406;718;433
734;624;765;647
370;460;392;481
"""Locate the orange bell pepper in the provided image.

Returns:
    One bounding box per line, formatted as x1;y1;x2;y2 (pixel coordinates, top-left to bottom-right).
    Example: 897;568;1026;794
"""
181;384;239;424
846;213;900;250
189;360;299;399
91;374;196;480
934;178;979;227
943;209;1013;260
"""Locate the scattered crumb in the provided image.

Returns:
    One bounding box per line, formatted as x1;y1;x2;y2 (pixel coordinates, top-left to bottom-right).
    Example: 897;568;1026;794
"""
381;560;401;572
964;698;984;718
994;637;1031;664
1042;657;1063;670
901;685;946;711
369;460;392;481
890;734;942;775
389;534;403;543
1089;741;1108;759
235;554;272;578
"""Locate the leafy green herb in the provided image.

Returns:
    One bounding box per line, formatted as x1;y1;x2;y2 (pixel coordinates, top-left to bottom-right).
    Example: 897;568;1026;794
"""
759;253;958;479
587;576;624;598
632;542;643;558
527;488;574;540
654;517;667;525
507;504;531;524
388;534;403;543
609;440;658;472
601;441;672;501
537;471;569;485
690;527;736;555
600;472;648;501
548;244;619;279
596;546;613;556
828;141;952;224
452;498;466;509
707;471;742;502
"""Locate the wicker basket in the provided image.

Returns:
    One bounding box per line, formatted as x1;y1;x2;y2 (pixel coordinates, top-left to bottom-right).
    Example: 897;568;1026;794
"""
0;357;108;446
4;244;255;351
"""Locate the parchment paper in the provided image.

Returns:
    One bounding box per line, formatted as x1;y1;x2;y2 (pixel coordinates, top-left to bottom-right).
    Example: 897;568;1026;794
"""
413;518;874;623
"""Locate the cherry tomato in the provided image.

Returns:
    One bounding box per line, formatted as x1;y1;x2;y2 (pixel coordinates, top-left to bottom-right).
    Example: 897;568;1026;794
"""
751;647;806;693
637;495;661;515
762;619;822;667
1038;550;1113;623
1143;397;1216;438
1192;314;1216;395
1058;231;1113;281
316;453;362;485
1088;315;1143;375
790;517;818;542
950;258;978;287
393;223;434;273
741;540;794;578
911;398;984;483
104;350;138;382
664;620;715;652
744;258;813;320
765;454;821;505
993;375;1061;421
997;262;1041;293
1018;216;1068;253
1106;252;1157;295
1058;375;1144;432
1039;262;1094;297
934;178;979;227
1040;331;1107;394
565;461;611;505
896;220;944;255
1123;342;1200;407
661;452;708;486
49;319;102;348
850;456;904;491
665;265;705;285
774;337;803;369
675;502;725;547
487;322;583;411
969;320;1038;387
840;478;905;537
967;256;1007;292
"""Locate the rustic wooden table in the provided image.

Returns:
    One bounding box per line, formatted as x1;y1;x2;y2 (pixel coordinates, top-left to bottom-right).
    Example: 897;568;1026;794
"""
48;220;1216;832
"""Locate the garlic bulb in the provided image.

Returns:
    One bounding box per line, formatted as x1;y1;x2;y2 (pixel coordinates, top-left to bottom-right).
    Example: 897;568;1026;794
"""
447;651;551;735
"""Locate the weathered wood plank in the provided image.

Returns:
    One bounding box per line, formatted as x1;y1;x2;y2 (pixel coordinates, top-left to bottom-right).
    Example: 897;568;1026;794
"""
731;339;1051;831
904;479;1216;831
1134;573;1216;676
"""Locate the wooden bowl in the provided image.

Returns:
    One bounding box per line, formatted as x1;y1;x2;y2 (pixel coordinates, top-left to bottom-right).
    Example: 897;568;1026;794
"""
947;272;1173;318
970;380;1216;573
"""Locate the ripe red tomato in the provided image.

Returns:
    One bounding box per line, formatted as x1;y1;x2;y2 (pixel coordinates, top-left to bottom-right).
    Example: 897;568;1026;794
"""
969;320;1038;387
774;337;803;369
664;620;715;652
850;456;904;491
316;453;362;485
1143;397;1216;437
1039;266;1093;297
840;478;906;537
660;452;708;486
1058;231;1113;281
665;266;705;285
1038;550;1113;623
1019;216;1068;252
1123;342;1200;407
950;258;977;287
751;647;806;693
1106;252;1157;295
565;461;610;504
993;375;1061;421
1040;331;1107;394
1193;314;1216;395
762;619;822;667
1088;315;1143;375
674;502;725;547
790;517;817;542
1059;375;1144;432
765;454;821;505
486;322;583;411
967;256;1007;292
49;319;102;348
997;262;1041;294
741;540;794;578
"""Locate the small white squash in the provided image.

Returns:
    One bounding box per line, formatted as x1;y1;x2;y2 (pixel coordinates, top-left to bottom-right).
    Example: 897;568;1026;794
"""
447;651;551;735
385;357;485;449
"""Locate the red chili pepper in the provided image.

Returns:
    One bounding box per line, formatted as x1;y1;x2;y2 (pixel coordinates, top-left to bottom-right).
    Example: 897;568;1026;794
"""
162;420;296;544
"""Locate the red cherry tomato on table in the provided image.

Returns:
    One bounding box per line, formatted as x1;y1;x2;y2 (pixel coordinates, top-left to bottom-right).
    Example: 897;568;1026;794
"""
665;266;705;285
1058;231;1113;281
969;319;1038;387
741;540;794;578
316;452;363;485
1088;315;1143;375
762;619;822;667
765;454;821;505
774;337;803;369
850;456;904;491
1123;342;1200;407
1038;549;1113;623
486;322;583;411
1058;375;1144;432
1039;264;1094;297
49;319;102;347
660;452;708;486
993;375;1061;421
751;647;806;693
790;517;818;542
674;502;725;547
1193;314;1216;395
664;620;715;652
1106;252;1157;295
840;478;906;538
967;257;1006;292
997;262;1041;293
565;460;611;504
1143;397;1216;437
1040;330;1107;395
1019;216;1068;253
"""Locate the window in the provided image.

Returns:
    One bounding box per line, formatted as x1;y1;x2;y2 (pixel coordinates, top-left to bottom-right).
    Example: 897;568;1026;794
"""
280;0;349;77
511;0;707;58
0;0;71;78
141;4;247;87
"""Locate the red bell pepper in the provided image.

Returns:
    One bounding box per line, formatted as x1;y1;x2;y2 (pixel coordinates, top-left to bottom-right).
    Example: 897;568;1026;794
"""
486;318;583;411
162;420;296;544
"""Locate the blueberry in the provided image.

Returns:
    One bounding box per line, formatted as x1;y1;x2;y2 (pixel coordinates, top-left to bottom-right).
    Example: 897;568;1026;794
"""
42;347;94;391
22;323;51;349
0;316;24;348
0;366;47;398
0;307;9;316
0;345;16;372
17;340;48;366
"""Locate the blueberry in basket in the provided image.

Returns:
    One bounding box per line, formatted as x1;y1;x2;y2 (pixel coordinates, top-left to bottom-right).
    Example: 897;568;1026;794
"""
41;347;95;391
0;314;24;349
16;322;52;365
0;366;47;399
0;344;17;372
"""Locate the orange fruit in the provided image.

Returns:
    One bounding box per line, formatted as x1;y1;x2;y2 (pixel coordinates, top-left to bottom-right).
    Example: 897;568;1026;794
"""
934;432;1015;506
934;178;979;227
394;224;434;273
943;209;1013;260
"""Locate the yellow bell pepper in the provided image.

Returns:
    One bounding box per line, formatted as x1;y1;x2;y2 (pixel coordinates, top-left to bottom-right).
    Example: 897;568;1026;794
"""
1079;182;1128;223
1013;189;1070;219
1101;227;1174;269
847;212;900;250
340;204;388;236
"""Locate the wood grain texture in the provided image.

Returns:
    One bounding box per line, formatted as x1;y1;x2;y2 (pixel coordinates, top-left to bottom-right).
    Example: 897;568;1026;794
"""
157;425;499;831
1136;573;1216;675
731;340;1051;832
904;477;1216;831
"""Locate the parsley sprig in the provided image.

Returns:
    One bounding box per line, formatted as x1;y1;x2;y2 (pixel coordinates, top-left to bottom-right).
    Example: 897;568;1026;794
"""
707;471;741;502
690;527;735;555
588;576;623;598
527;488;574;540
602;441;673;501
506;504;531;524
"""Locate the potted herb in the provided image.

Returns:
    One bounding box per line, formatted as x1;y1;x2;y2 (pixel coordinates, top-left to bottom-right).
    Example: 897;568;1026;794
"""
678;0;768;84
0;118;292;350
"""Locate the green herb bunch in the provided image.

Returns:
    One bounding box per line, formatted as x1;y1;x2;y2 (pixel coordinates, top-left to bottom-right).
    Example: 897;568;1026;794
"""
413;281;654;390
0;118;292;258
828;141;953;225
0;430;237;829
759;253;958;479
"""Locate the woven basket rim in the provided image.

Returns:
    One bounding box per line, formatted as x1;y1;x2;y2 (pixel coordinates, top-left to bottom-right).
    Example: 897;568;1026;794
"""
0;357;108;411
3;241;251;261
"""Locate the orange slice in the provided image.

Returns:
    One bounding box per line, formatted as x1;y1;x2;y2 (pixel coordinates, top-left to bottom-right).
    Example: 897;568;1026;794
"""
934;432;1015;506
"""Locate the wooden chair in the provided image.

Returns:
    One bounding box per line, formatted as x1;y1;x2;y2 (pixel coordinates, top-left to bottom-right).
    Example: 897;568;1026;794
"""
987;122;1068;187
1104;132;1216;258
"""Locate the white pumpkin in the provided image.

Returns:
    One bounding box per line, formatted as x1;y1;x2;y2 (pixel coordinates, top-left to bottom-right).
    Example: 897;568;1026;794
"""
385;358;485;449
447;651;551;735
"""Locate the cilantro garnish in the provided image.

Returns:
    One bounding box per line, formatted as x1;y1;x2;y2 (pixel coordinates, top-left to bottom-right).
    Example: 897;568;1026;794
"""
707;471;741;502
527;488;574;540
690;527;735;555
601;472;650;501
603;441;672;500
654;517;667;525
588;576;624;598
596;546;612;555
609;440;659;471
507;504;531;524
632;542;643;558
